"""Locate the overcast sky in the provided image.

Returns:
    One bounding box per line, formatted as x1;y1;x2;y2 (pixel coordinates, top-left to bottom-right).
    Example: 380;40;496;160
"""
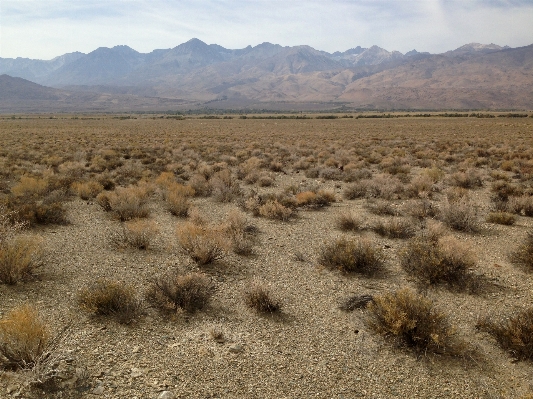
1;0;532;60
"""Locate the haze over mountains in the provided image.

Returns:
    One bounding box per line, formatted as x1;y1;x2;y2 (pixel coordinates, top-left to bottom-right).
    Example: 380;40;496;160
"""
1;38;532;112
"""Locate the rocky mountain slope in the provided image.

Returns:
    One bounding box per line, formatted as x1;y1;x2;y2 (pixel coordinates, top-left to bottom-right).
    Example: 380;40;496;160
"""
1;39;531;111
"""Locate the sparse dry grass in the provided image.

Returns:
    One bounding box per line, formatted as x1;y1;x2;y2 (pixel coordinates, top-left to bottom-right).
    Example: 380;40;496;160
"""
176;222;228;264
0;305;50;370
367;288;461;355
77;279;141;323
244;282;282;314
146;272;213;313
319;236;385;275
0;235;43;285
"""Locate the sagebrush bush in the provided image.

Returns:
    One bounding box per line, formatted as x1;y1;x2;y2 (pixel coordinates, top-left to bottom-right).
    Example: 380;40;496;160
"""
400;235;477;287
166;188;191;217
111;219;159;250
343;181;368;200
223;209;257;256
477;308;533;361
105;186;151;221
373;218;416;239
336;212;364;232
0;304;50;370
448;169;483;189
258;200;294;221
511;231;533;270
402;199;438;220
146;272;213;313
77;279;141;323
367;288;459;354
176;222;228;264
439;199;480;232
486;211;516;226
0;235;43;285
508;195;533;217
210;169;242;203
319;237;385;275
366;200;399;216
71;180;103;200
244;282;281;313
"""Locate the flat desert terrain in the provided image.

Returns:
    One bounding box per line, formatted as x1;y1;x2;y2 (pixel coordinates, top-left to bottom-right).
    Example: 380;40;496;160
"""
1;115;533;398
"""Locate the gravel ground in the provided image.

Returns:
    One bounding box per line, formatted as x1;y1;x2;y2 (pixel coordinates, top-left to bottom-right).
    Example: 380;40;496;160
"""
1;172;533;399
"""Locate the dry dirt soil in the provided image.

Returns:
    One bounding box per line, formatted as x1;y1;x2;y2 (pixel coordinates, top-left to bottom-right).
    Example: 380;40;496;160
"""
1;115;533;398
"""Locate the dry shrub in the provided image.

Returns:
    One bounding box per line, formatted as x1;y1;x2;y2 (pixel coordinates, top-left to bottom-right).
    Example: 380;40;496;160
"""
257;174;274;187
296;190;335;209
223;209;257;256
491;181;523;202
106;186;150;221
406;174;435;198
146;272;213;313
165;187;192;217
402;199;438;220
366;199;398;216
477;308;533;361
439;199;480;232
176;222;228;264
486;212;516;226
448;169;483;189
336;212;364;232
0;235;43;285
508;195;533;217
77;279;141;323
210;169;242;203
258;200;294;221
0;304;50;370
511;231;533;270
373;218;416;239
111;219;159;250
400;235;477;287
11;176;48;198
367;174;404;200
367;288;459;354
0;205;26;245
188;173;211;197
319;237;385;275
71;180;103;200
343;181;369;199
244;282;281;313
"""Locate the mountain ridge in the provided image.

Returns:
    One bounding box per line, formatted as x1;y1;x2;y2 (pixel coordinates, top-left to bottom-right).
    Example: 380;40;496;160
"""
1;39;532;112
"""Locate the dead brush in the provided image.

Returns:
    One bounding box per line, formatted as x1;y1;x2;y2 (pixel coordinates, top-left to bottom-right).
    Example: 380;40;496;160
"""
258;200;294;221
164;183;194;217
103;186;151;221
365;199;399;216
511;231;533;270
0;304;50;370
223;209;257;256
373;217;417;239
71;180;103;200
295;189;335;209
402;199;438;220
336;212;364;232
508;195;533;217
400;235;477;288
477;308;533;361
146;272;213;313
343;180;369;200
111;219;159;250
439;198;480;233
77;279;142;323
210;169;242;203
486;211;516;226
367;288;462;355
319;236;385;275
244;282;282;313
0;235;43;285
176;222;228;265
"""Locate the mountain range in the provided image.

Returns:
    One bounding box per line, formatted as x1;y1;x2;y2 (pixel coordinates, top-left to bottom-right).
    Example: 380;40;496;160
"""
1;39;532;112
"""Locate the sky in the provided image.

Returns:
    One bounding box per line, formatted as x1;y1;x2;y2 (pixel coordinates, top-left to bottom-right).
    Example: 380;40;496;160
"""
1;0;532;60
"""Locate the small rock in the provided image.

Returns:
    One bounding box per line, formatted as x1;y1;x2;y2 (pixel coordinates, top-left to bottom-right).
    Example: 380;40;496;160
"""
130;367;144;378
228;344;243;353
93;385;105;395
158;391;176;399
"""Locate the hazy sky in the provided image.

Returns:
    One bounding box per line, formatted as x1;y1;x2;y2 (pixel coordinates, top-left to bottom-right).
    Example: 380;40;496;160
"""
1;0;532;60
